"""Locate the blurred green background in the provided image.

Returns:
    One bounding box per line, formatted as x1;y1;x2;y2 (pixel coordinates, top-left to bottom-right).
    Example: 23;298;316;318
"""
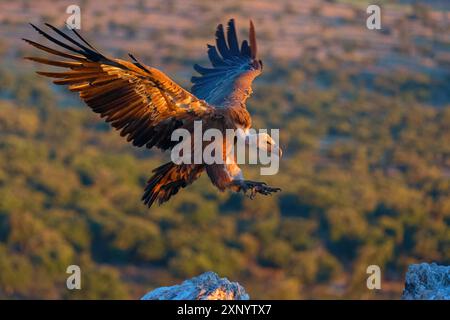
0;0;449;299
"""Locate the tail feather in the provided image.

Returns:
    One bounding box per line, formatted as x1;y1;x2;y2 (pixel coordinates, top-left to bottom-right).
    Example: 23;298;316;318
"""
142;162;204;208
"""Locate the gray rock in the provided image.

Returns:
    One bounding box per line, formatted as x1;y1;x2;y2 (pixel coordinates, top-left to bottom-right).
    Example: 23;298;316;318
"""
402;263;450;300
141;271;250;300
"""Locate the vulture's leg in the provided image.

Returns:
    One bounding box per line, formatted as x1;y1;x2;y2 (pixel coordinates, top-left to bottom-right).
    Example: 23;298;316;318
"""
206;163;281;198
231;180;281;199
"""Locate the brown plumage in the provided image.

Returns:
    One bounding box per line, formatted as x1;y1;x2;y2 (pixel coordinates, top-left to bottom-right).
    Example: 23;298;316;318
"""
24;19;281;207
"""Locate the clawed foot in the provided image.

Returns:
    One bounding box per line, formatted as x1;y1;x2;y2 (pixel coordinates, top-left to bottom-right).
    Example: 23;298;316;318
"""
232;180;281;199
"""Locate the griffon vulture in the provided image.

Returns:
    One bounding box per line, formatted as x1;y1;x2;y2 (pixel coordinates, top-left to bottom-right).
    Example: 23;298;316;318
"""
24;19;282;207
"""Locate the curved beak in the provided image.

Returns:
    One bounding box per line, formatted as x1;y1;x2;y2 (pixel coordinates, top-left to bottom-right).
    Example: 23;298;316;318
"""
272;146;282;158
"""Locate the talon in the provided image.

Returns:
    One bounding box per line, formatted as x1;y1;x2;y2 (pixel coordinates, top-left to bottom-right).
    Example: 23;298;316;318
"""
232;180;281;198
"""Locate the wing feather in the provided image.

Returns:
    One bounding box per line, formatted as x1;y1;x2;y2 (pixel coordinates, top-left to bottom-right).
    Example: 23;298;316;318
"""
191;19;262;107
226;19;240;55
215;24;231;59
25;24;215;150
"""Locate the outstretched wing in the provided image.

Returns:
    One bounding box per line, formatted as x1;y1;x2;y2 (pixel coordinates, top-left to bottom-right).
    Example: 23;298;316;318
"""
24;24;214;150
191;19;263;107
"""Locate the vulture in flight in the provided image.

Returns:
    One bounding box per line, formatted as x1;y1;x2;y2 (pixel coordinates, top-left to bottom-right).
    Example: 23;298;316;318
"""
24;19;282;207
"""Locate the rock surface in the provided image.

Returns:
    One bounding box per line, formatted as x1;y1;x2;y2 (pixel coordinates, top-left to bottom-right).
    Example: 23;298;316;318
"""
141;271;249;300
402;263;450;300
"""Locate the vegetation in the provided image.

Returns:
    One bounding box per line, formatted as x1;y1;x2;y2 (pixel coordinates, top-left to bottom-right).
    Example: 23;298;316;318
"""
0;0;449;299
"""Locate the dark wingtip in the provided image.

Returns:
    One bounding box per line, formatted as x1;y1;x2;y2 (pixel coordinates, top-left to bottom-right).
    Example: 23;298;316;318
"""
29;23;40;32
128;53;137;61
226;18;240;54
43;22;63;34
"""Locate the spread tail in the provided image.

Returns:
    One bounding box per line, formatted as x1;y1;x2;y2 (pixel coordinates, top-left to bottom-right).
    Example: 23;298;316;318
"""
142;162;204;207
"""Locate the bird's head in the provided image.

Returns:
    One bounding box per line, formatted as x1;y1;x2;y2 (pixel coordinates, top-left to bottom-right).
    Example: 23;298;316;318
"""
247;132;282;158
